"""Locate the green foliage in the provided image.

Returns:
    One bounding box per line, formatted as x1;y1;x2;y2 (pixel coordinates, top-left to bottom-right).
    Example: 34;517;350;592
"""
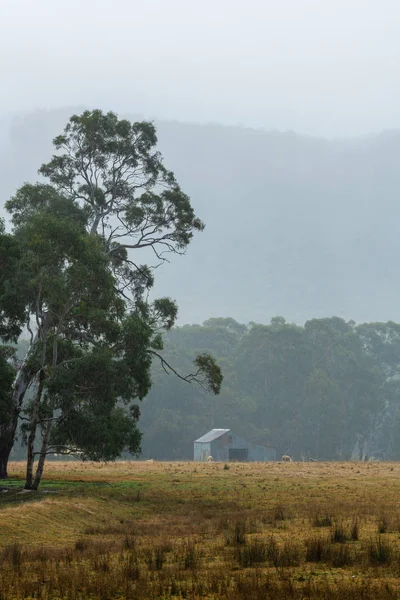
0;231;26;342
193;353;223;395
0;109;221;487
38;109;204;254
138;315;400;461
6;183;87;230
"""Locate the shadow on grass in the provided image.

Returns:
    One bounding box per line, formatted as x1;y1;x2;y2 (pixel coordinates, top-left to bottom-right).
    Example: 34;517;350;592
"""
0;478;146;508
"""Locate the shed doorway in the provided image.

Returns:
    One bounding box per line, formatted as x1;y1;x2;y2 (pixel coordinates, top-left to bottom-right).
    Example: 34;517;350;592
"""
229;448;248;462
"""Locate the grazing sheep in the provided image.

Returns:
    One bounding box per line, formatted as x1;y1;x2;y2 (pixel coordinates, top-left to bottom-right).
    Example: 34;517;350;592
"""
145;459;154;463
281;455;293;462
207;456;214;462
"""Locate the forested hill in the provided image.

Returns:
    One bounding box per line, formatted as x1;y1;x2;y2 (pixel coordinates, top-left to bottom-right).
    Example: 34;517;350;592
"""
138;317;400;462
1;109;400;325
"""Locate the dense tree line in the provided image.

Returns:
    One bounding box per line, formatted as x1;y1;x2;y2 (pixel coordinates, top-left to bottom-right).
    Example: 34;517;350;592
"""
138;317;400;461
7;316;400;464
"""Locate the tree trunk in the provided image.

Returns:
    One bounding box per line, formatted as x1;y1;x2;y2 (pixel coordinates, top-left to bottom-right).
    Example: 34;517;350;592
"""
24;377;45;490
0;444;12;479
0;337;38;480
31;334;58;491
31;418;52;491
0;378;29;479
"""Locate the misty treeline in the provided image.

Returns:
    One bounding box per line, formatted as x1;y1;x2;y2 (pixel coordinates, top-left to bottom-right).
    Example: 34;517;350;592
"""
135;316;400;462
0;109;221;488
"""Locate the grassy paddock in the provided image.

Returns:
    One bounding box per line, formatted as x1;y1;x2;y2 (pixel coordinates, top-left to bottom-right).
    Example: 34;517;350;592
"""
1;460;400;599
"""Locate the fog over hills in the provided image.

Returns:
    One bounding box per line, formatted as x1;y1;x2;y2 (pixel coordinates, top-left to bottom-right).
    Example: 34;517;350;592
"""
1;108;400;325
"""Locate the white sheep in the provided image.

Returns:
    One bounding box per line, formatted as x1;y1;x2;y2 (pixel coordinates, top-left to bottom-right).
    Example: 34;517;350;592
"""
281;455;293;462
207;455;214;462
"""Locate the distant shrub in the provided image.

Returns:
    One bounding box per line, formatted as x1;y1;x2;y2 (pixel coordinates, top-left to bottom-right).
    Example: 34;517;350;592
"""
146;545;165;571
237;535;303;568
305;537;332;563
351;518;359;541
313;513;333;527
331;543;354;567
75;539;89;552
273;504;286;522
225;519;247;546
236;540;266;567
378;515;389;534
124;536;135;550
331;522;348;543
278;541;302;567
3;544;23;570
367;536;393;565
233;520;246;545
265;535;280;566
124;554;140;580
183;543;199;570
92;555;111;572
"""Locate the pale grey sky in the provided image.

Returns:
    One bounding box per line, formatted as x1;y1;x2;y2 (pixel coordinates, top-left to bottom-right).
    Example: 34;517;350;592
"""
1;0;400;136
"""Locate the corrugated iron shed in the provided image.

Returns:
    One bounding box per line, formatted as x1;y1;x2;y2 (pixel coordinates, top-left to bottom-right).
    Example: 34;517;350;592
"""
194;428;276;462
194;429;231;443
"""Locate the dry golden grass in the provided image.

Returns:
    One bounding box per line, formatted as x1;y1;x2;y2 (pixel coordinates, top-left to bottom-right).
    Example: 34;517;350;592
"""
2;460;400;599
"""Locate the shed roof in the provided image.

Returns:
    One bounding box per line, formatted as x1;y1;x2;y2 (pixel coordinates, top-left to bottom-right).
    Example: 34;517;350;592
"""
194;429;231;443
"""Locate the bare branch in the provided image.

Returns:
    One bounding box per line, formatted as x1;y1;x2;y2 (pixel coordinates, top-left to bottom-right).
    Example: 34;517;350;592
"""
149;350;208;390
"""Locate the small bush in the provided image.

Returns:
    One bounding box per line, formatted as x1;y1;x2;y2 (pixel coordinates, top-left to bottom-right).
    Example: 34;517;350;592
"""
124;535;135;549
278;541;302;567
305;537;332;563
75;539;89;552
237;540;266;567
314;513;333;527
146;546;165;571
31;548;51;563
273;504;286;522
92;555;111;572
378;515;389;534
223;463;230;470
331;522;348;543
330;543;354;567
183;543;199;570
351;519;359;541
226;519;247;546
160;540;173;553
265;535;280;566
124;554;140;580
367;536;393;565
154;545;166;570
234;520;246;545
83;526;100;535
3;544;23;569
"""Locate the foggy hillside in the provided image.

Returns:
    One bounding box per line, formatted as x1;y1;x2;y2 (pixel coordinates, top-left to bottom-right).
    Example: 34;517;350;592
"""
1;108;400;325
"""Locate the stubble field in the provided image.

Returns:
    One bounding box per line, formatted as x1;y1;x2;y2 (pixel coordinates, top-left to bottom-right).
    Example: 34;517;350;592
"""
1;460;400;599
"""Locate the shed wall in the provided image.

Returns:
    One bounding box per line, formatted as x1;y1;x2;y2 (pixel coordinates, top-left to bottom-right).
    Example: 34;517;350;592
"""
197;433;276;462
194;442;211;461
